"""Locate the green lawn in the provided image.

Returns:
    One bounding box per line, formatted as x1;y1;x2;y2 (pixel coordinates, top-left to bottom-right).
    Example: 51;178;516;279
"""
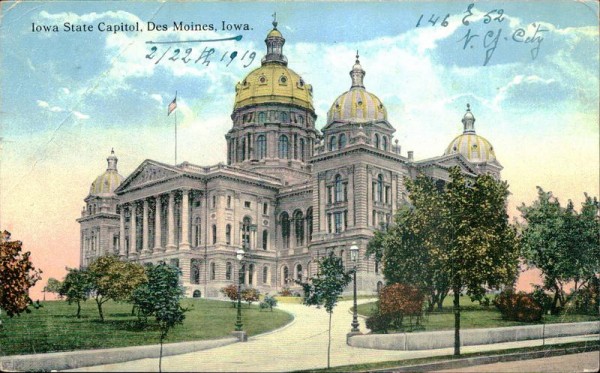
357;295;599;332
0;298;292;356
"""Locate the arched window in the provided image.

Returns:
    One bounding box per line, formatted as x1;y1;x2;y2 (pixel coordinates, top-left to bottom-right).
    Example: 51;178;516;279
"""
296;264;303;282
281;212;290;249
248;263;254;285
382;136;388;151
294;210;304;246
226;262;232;280
212;224;217;244
278;135;289;159
329;136;337;151
374;133;380;149
300;138;305;162
377;174;384;202
191;259;200;284
257;135;267;159
283;266;289;285
226;224;231;245
335;174;343;202
263;266;269;284
306;207;313;242
242;216;251;249
210;262;216;280
281;112;288;122
339;133;347;149
298;115;304;125
258;112;266;123
240;138;246;161
262;230;268;250
193;217;201;247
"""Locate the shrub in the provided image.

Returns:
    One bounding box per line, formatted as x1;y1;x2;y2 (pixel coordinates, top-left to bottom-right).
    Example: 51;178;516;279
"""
570;278;600;315
530;287;553;314
220;284;238;307
373;283;425;331
241;288;260;307
259;294;278;311
366;311;392;334
279;287;292;297
493;290;543;322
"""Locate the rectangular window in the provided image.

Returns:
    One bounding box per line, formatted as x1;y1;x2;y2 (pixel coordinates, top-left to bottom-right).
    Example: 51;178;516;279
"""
344;210;348;229
263;202;268;215
227;195;232;209
244;201;251;208
327;213;332;233
385;186;390;204
343;183;348;202
212;195;216;209
327;186;332;204
334;212;343;233
194;200;201;208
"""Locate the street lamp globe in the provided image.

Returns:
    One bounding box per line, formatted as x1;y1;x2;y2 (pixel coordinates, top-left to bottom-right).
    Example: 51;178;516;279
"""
350;241;359;263
236;249;245;261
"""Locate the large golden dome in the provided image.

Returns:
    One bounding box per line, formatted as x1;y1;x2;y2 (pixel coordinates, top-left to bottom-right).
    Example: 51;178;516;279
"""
327;54;387;124
233;21;313;111
444;105;497;163
89;150;124;197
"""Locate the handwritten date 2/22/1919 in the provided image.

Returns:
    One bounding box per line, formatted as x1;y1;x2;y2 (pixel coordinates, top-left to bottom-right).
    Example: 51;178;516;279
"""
416;3;547;66
146;46;257;67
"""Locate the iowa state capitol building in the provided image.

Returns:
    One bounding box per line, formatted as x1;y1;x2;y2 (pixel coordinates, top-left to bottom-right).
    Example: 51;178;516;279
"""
77;21;502;297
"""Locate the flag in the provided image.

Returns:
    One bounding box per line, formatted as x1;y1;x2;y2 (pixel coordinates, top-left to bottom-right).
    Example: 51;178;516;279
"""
167;96;177;116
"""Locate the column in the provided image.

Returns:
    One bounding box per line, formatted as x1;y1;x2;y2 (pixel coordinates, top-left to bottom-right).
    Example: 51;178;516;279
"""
180;189;191;250
119;205;126;258
348;170;355;227
129;202;137;257
319;178;326;233
154;195;163;251
166;191;176;251
367;170;373;226
142;199;150;255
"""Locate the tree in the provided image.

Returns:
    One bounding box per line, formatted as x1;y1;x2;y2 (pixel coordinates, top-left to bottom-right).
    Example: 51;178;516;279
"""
518;188;600;314
88;255;147;322
131;263;187;372
375;167;519;356
0;231;42;317
220;284;238;307
241;288;260;307
59;268;93;318
297;251;352;369
44;277;63;300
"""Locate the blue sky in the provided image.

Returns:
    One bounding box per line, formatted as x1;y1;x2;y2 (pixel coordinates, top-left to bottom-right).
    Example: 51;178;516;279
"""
0;0;598;295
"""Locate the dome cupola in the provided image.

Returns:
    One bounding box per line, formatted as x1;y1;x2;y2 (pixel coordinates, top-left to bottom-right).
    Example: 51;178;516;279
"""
89;149;125;197
327;53;387;124
444;104;497;163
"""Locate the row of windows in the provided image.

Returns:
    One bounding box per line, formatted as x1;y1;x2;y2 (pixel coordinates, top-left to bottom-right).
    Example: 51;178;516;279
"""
190;260;272;285
373;174;391;204
327;133;390;152
230;134;309;162
280;208;313;249
327;210;348;233
239;111;307;126
192;218;270;250
327;175;348;204
208;195;269;214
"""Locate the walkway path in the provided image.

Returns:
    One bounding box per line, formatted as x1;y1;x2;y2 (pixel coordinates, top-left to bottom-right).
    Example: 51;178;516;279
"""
70;299;598;372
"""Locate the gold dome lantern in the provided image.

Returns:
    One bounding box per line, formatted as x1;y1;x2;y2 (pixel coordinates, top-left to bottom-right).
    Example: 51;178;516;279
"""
233;20;314;112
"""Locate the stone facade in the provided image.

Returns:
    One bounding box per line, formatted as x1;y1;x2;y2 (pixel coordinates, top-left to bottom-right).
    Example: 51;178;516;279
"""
78;21;502;297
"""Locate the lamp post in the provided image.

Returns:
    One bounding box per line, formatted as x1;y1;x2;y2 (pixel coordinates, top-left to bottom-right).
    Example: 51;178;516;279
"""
350;241;360;333
235;248;244;332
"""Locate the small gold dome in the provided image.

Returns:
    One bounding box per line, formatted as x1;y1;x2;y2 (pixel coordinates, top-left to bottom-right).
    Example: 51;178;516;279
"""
444;133;496;163
327;53;387;124
89;150;124;196
444;105;497;163
267;28;282;38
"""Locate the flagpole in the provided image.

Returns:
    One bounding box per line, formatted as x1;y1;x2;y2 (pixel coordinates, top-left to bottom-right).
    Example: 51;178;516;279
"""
174;110;177;165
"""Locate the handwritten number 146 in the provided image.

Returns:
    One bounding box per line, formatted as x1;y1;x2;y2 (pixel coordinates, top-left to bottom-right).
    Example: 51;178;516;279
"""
416;13;450;27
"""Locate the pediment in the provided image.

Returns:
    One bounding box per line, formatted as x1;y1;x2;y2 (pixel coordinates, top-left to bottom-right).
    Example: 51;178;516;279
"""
115;160;181;193
415;154;479;176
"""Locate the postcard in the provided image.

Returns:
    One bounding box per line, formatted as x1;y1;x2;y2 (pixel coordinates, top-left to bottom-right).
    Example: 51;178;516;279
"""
0;0;598;372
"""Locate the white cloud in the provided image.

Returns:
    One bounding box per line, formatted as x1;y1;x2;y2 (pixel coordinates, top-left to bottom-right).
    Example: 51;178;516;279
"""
49;106;64;113
72;111;90;120
62;87;70;95
36;100;49;108
150;94;163;105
